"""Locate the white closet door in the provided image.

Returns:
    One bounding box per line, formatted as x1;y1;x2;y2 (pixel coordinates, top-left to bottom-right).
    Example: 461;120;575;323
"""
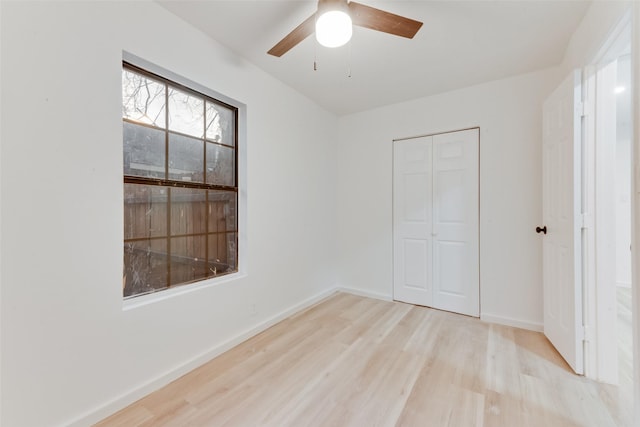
432;129;480;317
393;137;433;306
393;128;479;317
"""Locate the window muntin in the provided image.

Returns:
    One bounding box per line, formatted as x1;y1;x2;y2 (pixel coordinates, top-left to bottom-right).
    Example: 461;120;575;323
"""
122;63;238;299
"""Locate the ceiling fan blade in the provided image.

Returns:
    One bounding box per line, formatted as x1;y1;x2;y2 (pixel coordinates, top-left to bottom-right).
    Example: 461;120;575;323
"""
267;13;316;57
348;1;423;39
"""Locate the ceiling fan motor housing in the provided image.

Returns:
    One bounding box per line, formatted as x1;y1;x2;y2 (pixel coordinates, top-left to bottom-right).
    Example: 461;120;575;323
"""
317;0;351;17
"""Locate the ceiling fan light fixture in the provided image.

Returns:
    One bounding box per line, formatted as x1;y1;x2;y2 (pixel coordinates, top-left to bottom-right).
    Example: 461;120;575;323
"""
315;9;352;48
267;0;422;57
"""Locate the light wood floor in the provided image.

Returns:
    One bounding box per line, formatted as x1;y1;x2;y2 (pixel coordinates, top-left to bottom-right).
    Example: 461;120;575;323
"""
617;286;633;419
97;293;632;427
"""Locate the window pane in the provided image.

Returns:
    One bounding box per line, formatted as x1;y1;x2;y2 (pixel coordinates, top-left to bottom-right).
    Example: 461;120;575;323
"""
208;232;237;275
123;122;166;179
168;88;204;137
206;143;235;186
168;133;204;183
170;236;208;285
208;191;237;233
123;239;168;297
170;187;207;236
206;102;235;146
124;184;168;239
122;69;166;127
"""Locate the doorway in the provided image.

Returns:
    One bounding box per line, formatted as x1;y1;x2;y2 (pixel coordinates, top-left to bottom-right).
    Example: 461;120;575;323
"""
541;13;634;423
585;14;633;425
392;128;480;317
613;47;633;398
540;19;634;387
596;47;633;383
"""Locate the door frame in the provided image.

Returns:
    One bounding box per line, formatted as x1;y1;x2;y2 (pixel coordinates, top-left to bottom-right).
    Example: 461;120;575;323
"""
631;4;639;423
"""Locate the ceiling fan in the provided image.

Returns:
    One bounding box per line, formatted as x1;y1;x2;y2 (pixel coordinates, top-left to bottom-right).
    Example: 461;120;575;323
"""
267;0;423;57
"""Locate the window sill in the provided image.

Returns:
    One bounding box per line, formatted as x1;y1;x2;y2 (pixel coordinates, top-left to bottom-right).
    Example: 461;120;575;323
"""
122;271;247;311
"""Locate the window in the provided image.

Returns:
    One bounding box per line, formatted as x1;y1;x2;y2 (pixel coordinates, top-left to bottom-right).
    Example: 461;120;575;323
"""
122;62;238;298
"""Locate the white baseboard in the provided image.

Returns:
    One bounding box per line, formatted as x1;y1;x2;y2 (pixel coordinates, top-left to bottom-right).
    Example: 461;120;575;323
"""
66;286;339;427
338;286;393;302
338;290;542;333
480;313;543;332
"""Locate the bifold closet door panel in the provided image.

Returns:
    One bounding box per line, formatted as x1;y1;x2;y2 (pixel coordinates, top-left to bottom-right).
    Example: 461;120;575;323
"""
392;136;433;307
432;129;479;317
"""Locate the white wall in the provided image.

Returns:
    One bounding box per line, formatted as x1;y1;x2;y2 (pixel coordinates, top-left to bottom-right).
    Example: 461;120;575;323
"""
0;2;338;426
336;68;561;330
560;1;632;74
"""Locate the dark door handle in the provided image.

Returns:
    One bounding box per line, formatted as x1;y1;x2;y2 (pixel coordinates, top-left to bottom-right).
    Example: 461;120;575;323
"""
536;226;547;235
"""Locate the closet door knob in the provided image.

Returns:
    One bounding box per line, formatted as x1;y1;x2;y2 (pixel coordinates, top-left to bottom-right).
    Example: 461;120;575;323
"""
536;226;547;235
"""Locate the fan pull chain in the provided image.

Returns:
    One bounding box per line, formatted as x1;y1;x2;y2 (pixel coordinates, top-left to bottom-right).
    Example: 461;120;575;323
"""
347;36;352;77
314;42;318;71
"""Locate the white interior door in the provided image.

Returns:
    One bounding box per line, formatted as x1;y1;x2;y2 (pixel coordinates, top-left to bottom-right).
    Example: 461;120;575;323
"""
393;136;433;306
542;70;584;374
393;129;479;316
432;129;480;317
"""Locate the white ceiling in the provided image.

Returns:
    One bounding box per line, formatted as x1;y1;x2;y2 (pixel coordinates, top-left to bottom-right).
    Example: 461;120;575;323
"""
158;0;591;115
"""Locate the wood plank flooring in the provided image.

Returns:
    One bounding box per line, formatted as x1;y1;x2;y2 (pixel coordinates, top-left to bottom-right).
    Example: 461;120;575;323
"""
617;286;633;424
96;293;632;427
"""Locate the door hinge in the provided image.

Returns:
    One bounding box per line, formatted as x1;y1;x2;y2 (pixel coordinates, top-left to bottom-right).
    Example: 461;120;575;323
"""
579;101;591;118
580;213;593;230
578;102;587;117
582;325;594;343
